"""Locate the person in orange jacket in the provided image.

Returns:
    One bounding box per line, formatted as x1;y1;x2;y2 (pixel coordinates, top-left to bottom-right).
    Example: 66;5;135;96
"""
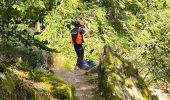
71;19;89;70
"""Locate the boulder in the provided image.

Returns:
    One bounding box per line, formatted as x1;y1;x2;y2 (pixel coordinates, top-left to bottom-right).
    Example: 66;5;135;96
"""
98;45;150;100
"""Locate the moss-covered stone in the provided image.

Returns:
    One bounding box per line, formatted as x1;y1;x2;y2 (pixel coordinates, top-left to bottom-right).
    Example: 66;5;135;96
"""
0;72;41;100
98;45;151;100
0;62;77;100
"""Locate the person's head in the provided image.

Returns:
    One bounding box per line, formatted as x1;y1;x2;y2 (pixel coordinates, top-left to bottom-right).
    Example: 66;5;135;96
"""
74;18;85;27
79;19;85;26
74;20;80;27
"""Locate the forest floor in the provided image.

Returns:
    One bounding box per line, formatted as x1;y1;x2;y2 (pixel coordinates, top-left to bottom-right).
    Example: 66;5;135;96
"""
54;69;103;100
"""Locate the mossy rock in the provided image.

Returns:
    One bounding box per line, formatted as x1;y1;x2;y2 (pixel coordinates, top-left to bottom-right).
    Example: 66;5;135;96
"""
0;72;41;100
0;62;77;100
98;45;151;100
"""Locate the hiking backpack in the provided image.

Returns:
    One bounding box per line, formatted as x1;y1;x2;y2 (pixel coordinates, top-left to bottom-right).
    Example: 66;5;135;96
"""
71;28;82;44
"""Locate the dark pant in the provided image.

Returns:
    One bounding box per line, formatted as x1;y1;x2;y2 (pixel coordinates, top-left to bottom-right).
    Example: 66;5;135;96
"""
74;44;84;68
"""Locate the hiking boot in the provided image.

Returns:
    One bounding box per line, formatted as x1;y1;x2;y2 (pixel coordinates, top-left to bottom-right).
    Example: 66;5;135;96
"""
80;63;91;70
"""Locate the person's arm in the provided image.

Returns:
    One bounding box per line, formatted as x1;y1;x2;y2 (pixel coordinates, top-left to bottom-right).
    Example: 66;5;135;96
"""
80;28;85;43
80;28;85;34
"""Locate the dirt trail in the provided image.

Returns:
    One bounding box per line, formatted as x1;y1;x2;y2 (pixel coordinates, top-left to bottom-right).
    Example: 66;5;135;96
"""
54;69;102;100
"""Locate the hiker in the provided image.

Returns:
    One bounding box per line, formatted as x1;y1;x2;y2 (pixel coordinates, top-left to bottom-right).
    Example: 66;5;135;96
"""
71;19;89;70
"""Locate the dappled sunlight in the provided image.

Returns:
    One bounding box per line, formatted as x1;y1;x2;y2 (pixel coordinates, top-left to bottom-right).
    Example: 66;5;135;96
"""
77;85;94;91
13;69;30;79
0;0;170;99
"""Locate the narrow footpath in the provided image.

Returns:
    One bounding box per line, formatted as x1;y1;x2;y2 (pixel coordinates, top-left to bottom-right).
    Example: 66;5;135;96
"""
54;69;103;100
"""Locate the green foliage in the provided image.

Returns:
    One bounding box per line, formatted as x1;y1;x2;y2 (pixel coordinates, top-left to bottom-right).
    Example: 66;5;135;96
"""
0;0;170;99
94;0;170;86
35;0;106;68
0;0;59;52
33;0;170;86
0;42;53;69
